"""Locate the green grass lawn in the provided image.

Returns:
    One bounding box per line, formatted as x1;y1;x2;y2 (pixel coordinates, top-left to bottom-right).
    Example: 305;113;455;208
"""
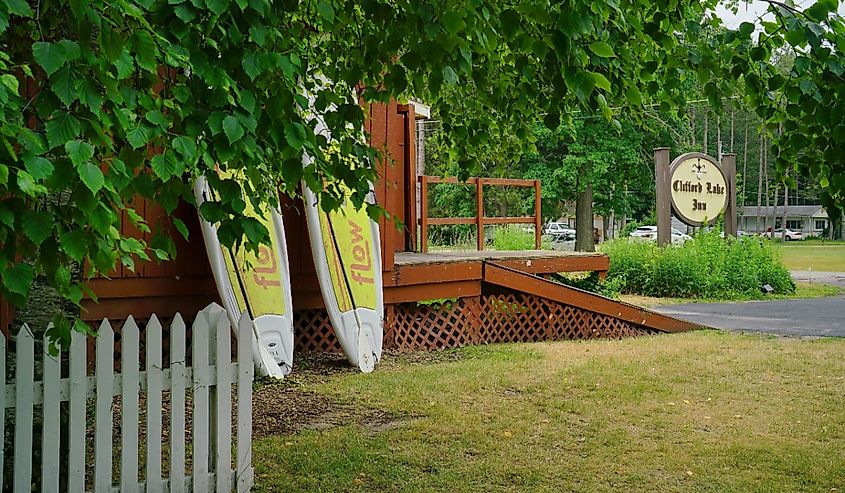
253;332;845;492
777;242;845;271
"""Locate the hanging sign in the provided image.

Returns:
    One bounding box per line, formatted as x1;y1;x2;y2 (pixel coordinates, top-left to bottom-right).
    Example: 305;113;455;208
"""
669;152;728;227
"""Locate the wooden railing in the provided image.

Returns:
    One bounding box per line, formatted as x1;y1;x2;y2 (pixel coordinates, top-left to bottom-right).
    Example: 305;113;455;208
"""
418;176;542;253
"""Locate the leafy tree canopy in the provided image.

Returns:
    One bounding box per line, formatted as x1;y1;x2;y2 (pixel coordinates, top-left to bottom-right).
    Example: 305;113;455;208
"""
1;0;844;342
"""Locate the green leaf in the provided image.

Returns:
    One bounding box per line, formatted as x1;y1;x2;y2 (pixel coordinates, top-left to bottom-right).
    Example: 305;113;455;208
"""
283;122;306;149
173;217;189;240
114;49;134;79
151;153;177;180
65;140;94;167
442;65;459;85
174;4;196;22
785;29;804;47
126;126;149;149
590;72;611;92
22;209;53;244
223;115;244;143
589;41;615;58
0;73;18;95
249;25;267;46
242;217;267;244
133;31;157;73
45;111;81;149
206;0;228;15
500;9;520;38
100;28;124;63
738;21;755;38
80;79;104;113
145;110;169;126
5;0;33;16
32;42;64;76
442;11;464;35
316;0;334;23
0;201;13;226
32;40;79;76
0;164;7;185
23;154;54;180
4;262;34;296
50;66;80;107
242;54;261;81
60;230;88;261
625;86;642;105
79;162;105;193
172;135;197;161
17;170;48;196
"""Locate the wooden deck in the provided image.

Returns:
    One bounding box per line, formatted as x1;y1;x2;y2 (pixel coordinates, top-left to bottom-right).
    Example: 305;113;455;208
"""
382;249;610;305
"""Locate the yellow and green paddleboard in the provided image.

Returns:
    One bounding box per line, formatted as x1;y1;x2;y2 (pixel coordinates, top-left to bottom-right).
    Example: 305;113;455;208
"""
194;172;294;378
303;181;384;373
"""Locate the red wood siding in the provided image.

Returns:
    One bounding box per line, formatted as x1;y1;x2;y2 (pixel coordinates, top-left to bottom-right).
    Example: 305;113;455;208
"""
80;101;415;321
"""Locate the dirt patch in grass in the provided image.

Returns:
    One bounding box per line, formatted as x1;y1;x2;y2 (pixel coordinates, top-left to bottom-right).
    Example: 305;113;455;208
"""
252;351;433;439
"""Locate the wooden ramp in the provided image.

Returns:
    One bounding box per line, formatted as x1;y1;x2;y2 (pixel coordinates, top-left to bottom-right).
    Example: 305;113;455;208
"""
294;252;704;353
483;262;703;333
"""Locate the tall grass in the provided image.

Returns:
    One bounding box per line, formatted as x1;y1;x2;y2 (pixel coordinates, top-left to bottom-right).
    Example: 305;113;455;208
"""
491;225;550;250
601;230;795;299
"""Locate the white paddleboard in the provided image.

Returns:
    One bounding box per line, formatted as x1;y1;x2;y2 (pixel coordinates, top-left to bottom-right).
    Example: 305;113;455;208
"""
301;106;384;373
194;172;295;378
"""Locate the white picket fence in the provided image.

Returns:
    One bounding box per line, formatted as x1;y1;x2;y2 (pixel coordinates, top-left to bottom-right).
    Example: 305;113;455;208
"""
0;302;254;492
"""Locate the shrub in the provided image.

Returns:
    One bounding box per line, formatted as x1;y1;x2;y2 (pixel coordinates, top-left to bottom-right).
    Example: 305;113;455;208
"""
601;229;795;299
552;272;626;299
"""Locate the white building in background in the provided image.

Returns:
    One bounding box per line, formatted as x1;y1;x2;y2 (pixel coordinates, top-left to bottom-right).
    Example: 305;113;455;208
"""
739;205;838;236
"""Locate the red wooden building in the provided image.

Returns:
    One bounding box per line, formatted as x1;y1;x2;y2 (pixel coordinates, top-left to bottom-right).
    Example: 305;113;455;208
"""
4;101;696;347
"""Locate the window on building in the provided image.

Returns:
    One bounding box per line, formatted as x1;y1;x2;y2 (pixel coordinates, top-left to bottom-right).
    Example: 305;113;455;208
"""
786;220;803;230
815;219;827;231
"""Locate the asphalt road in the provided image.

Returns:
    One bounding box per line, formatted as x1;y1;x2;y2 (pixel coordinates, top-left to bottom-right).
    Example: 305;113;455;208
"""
654;272;845;337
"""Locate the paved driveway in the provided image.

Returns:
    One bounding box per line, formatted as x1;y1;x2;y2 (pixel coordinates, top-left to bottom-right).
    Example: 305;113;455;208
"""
654;272;845;337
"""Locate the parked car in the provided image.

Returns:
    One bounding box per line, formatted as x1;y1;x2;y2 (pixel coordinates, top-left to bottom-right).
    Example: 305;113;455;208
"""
550;230;576;242
760;228;804;241
629;226;657;239
719;230;752;238
544;222;575;236
629;225;691;244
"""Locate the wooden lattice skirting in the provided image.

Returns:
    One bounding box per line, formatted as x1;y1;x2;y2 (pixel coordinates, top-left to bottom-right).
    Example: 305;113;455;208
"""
293;292;657;353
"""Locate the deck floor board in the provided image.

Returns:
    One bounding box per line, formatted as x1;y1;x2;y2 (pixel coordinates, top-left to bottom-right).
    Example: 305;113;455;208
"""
394;250;604;266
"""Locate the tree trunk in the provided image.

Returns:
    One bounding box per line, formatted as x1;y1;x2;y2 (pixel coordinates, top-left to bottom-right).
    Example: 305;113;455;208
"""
575;179;594;252
772;183;779;239
691;108;696;148
716;114;722;160
781;183;789;243
742;125;748;206
730;109;735;154
764;138;771;236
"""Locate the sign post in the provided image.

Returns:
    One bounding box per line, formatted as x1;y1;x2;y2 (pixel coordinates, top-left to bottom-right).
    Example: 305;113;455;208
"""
654;148;672;247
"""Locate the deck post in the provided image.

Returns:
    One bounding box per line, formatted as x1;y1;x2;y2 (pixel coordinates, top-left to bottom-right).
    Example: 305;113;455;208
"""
476;177;485;251
654;148;671;247
419;175;429;253
534;180;542;249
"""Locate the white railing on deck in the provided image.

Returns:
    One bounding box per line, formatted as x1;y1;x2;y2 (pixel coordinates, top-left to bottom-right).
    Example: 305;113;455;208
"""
1;302;254;492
